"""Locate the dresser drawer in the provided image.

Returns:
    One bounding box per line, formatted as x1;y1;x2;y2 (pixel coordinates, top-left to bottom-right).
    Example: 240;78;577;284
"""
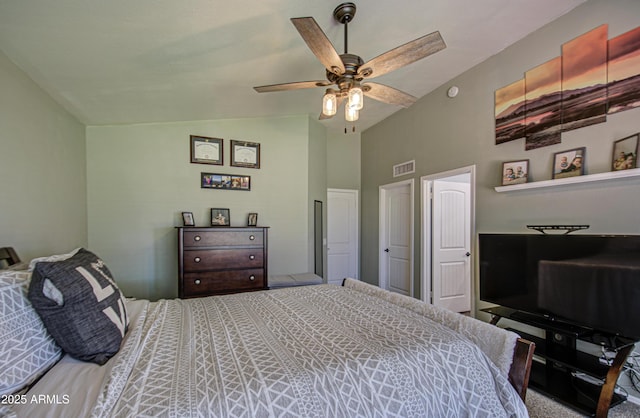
183;230;263;247
183;249;264;271
183;270;265;297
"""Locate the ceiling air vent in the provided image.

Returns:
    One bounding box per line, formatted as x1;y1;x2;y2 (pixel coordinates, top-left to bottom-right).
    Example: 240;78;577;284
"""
393;160;415;177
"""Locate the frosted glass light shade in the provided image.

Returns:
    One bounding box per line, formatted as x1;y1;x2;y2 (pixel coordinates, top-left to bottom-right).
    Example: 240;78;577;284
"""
322;92;337;116
345;105;359;122
347;87;363;110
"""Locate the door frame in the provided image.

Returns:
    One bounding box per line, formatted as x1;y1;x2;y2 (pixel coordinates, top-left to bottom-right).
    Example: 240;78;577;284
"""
379;179;414;296
420;165;476;308
327;188;359;283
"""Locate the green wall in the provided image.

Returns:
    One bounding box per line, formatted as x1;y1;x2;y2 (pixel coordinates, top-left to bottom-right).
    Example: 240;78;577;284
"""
0;49;87;260
361;0;640;300
327;131;361;190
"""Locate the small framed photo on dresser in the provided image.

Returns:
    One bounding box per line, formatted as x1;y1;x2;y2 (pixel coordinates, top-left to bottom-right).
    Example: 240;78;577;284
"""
247;213;258;226
211;208;230;226
182;212;195;226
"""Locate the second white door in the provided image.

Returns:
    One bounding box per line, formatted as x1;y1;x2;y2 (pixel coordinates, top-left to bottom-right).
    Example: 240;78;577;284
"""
327;189;359;285
379;180;413;296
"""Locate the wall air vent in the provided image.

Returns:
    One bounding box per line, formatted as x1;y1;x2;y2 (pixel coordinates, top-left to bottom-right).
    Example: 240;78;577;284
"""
393;160;415;177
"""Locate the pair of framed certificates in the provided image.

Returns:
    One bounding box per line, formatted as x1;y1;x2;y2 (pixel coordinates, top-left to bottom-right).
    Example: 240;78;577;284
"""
190;135;260;169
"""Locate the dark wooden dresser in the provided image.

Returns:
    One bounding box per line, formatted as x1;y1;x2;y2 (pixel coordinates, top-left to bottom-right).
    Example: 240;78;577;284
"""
177;227;269;298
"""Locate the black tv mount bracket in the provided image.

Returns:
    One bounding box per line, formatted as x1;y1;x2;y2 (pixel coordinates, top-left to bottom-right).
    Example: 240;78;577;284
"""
526;225;590;235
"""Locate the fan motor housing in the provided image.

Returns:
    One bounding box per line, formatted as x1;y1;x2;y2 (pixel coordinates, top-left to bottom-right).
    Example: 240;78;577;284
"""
326;53;364;88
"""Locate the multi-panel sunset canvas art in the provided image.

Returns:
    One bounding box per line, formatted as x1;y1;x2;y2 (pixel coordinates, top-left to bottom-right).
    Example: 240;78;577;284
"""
608;26;640;114
495;24;640;150
561;25;608;133
524;57;562;150
495;79;525;144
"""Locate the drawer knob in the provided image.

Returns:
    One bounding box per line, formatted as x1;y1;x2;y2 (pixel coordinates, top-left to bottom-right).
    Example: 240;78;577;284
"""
194;257;201;263
194;279;201;285
249;255;255;260
249;235;255;241
194;235;201;242
249;275;255;281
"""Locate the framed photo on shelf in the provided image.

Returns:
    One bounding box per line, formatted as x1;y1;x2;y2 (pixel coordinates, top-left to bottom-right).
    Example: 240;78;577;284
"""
210;208;230;226
190;135;223;165
182;212;195;226
501;159;529;185
230;140;260;169
552;147;585;179
612;133;638;171
247;213;258;226
201;173;251;191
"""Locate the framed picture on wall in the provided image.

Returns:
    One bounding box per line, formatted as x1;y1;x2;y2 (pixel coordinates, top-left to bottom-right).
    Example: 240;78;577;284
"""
612;133;638;171
552;147;585;179
190;135;223;165
201;173;251;191
211;208;230;226
230;140;260;169
501;159;529;185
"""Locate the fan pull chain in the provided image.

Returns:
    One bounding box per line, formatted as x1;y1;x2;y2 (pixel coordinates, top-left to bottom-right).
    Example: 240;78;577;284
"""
344;124;356;134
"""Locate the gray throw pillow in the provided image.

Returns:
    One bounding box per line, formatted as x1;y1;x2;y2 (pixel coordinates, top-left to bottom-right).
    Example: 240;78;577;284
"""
28;249;128;365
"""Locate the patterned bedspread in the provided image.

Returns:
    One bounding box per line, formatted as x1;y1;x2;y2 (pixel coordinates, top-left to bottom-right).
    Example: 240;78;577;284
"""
91;284;528;417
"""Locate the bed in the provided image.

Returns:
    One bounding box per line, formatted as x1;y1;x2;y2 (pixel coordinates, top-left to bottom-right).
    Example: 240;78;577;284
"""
1;248;533;417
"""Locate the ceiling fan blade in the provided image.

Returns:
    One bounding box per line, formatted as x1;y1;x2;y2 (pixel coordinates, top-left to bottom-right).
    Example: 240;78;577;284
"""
254;80;331;93
358;31;445;79
291;17;345;75
363;82;417;108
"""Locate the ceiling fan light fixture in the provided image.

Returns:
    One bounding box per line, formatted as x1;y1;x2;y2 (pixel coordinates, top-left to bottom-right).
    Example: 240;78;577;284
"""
322;91;338;116
253;3;446;126
345;105;359;122
347;86;364;110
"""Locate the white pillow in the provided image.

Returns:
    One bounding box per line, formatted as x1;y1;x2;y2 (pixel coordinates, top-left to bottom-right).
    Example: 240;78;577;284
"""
0;270;62;396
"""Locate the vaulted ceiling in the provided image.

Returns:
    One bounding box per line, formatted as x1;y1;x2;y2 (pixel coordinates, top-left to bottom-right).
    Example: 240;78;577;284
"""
0;0;586;132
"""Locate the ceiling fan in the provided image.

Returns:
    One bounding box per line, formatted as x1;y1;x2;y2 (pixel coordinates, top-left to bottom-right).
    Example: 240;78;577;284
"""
253;2;446;122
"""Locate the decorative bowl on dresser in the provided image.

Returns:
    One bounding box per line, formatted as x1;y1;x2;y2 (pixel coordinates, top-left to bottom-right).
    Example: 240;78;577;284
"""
177;226;269;298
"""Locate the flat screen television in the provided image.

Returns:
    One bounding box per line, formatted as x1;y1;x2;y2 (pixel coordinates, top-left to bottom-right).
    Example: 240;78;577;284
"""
479;233;640;339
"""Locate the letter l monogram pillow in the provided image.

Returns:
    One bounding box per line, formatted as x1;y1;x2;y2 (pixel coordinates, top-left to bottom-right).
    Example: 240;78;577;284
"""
28;249;128;365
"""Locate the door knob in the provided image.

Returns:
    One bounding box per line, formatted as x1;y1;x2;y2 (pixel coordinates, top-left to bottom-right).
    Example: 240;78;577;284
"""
465;252;471;257
384;248;390;253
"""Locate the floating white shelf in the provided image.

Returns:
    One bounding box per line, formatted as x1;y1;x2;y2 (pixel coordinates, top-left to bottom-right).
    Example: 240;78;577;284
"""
494;168;640;192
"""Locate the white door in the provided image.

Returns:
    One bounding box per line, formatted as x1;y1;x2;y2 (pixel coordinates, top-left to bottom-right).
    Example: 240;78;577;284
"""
379;180;413;296
327;189;359;285
431;178;472;312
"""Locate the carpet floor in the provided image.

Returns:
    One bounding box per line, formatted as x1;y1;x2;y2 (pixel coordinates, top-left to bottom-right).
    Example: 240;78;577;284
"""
526;389;640;417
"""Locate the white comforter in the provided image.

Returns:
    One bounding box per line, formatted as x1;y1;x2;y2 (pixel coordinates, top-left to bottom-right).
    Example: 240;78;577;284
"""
14;283;528;417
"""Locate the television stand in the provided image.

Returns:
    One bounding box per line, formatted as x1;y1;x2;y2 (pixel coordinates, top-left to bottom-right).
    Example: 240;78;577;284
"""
482;306;636;418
